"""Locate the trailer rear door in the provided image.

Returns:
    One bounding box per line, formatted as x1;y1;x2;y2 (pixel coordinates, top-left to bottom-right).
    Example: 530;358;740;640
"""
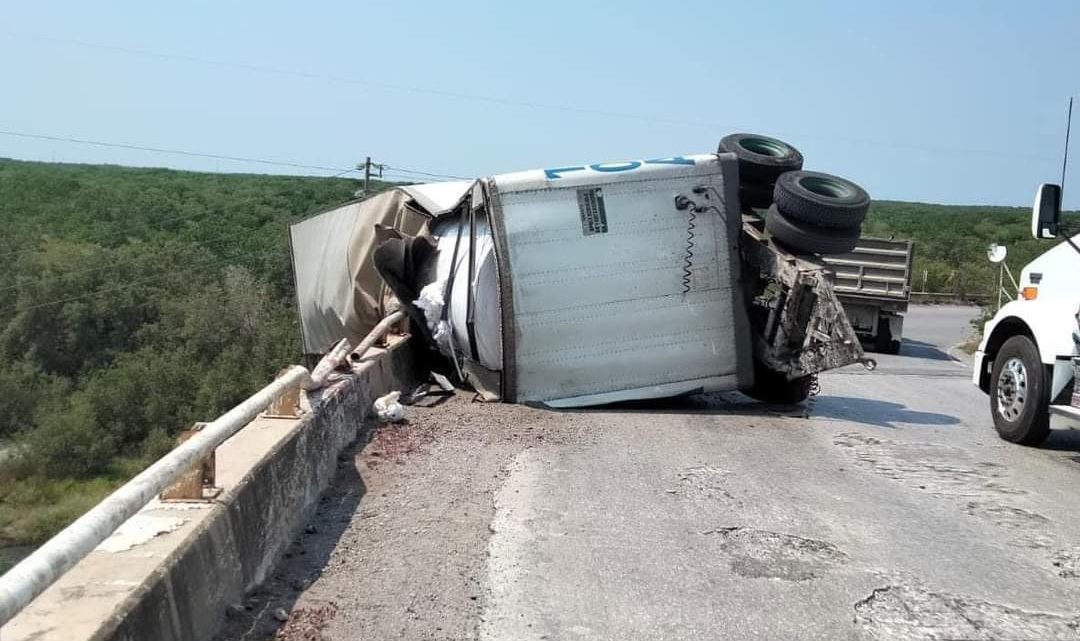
487;154;753;407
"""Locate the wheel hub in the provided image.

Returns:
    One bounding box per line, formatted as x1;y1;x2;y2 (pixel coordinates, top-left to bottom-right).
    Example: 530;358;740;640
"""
996;357;1028;422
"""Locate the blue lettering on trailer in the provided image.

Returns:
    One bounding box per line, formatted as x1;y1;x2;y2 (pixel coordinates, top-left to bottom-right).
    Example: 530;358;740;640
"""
544;166;586;179
590;161;642;173
644;157;695;166
544;156;696;180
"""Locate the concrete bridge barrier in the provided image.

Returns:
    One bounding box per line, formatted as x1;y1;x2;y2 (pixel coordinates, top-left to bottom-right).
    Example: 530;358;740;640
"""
0;337;416;641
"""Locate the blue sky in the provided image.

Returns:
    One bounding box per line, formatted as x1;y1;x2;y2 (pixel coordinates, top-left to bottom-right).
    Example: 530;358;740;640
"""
1;0;1078;207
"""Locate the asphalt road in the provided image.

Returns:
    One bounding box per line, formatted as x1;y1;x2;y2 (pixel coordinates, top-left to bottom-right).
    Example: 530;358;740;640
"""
226;304;1080;641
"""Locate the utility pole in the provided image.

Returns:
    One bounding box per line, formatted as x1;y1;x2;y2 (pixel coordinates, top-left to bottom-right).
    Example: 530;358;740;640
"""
1062;97;1073;205
356;156;385;198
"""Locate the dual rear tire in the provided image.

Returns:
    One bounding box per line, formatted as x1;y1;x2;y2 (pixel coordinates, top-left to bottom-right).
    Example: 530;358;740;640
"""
719;133;871;405
718;133;870;256
718;133;803;209
765;171;869;255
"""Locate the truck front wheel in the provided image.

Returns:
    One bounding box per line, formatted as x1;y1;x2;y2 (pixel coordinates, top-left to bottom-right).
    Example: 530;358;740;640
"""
989;335;1051;445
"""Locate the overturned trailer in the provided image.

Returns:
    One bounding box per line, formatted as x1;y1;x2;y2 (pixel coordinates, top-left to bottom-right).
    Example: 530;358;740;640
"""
290;137;872;407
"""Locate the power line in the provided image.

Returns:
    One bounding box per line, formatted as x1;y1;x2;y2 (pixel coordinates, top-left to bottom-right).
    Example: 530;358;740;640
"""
0;207;231;262
4;32;719;130
0;253;227;315
0;182;372;273
0;129;468;187
2;279;167;315
0;141;468;264
0;155;472;290
383;165;470;181
3;30;1062;163
0;186;287;263
0;129;353;174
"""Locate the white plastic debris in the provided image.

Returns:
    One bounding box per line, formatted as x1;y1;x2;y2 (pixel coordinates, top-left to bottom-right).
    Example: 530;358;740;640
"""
373;391;405;422
414;282;453;354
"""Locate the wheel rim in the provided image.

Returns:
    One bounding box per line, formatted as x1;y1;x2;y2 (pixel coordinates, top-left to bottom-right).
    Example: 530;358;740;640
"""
798;175;854;200
995;357;1028;422
738;137;789;158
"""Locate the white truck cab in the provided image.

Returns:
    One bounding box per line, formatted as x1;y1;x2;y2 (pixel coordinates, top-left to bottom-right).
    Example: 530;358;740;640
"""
973;184;1080;444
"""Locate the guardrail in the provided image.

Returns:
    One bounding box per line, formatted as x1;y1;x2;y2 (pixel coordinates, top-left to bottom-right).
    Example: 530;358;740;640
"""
0;313;402;627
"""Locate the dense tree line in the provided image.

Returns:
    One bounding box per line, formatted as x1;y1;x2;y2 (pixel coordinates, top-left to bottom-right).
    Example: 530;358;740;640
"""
863;200;1074;298
0;159;378;547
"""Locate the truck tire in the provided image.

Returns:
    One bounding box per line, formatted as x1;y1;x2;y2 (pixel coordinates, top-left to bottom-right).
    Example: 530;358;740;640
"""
989;335;1051;445
774;171;869;228
766;205;861;255
745;363;812;404
873;317;902;354
740;183;774;210
718;133;803;185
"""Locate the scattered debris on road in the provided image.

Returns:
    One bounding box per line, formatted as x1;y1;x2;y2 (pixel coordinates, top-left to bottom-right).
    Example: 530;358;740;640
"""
273;603;338;641
373;391;405;423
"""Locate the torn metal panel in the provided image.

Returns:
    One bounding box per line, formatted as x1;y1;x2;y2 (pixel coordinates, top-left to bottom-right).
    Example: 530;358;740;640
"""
291;184;476;356
398;180;476;216
740;219;866;378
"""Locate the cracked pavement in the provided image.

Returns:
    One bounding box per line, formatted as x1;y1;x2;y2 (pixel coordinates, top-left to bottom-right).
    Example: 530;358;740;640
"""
224;305;1080;641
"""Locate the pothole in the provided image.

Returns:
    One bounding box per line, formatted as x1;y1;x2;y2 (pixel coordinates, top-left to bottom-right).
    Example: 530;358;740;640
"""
832;433;1050;530
670;465;736;502
832;433;1020;498
855;584;1080;640
963;502;1050;530
704;527;846;581
1052;547;1080;579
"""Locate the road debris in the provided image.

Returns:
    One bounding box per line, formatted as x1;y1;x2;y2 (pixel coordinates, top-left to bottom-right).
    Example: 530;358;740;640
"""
273;603;339;641
373;391;405;422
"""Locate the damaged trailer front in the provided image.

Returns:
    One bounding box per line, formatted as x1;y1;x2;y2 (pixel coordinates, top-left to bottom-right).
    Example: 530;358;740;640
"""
289;137;872;407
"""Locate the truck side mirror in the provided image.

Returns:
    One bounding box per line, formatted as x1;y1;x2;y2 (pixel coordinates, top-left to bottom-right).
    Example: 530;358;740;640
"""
1031;183;1062;240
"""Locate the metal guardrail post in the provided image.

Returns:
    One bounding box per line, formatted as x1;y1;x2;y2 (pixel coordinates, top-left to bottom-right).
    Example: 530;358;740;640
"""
0;365;312;627
159;423;220;501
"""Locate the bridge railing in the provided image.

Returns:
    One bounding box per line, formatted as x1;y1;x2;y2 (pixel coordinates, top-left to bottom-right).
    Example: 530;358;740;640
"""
0;311;404;627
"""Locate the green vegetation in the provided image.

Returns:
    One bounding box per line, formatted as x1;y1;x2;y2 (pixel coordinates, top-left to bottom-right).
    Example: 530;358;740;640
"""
0;158;386;550
863;200;1077;298
0;158;1074;554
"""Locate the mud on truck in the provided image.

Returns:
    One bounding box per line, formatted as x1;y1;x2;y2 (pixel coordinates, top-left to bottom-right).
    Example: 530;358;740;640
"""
289;134;875;407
